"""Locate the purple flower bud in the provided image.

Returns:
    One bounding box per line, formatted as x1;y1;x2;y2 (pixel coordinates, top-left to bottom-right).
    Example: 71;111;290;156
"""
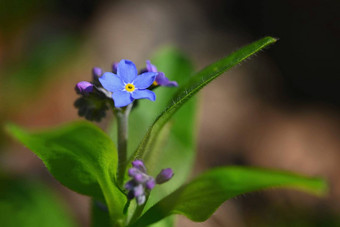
144;60;178;87
125;160;174;206
133;173;146;184
92;67;102;79
133;184;144;197
146;178;155;190
156;72;178;87
75;81;94;95
112;62;119;74
156;168;174;184
136;195;146;205
128;167;139;177
132;160;147;173
124;180;135;191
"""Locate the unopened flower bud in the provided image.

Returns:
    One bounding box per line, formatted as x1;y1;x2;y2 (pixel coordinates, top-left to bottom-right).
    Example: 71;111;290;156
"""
124;180;135;191
133;173;146;184
92;67;103;79
136;195;146;205
134;184;144;197
144;60;178;87
132;160;147;173
146;178;155;190
112;62;119;74
75;81;93;95
128;167;139;177
156;168;174;184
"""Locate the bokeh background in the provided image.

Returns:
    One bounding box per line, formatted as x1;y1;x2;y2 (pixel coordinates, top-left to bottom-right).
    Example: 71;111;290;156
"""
1;0;339;226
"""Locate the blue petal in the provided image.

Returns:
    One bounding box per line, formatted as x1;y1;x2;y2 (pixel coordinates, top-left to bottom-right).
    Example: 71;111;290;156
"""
156;72;178;87
99;72;124;92
117;59;138;83
133;72;157;89
131;89;156;101
112;91;133;107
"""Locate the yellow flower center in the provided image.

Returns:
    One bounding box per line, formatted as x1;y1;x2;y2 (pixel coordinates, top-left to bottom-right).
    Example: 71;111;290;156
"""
125;83;135;92
153;81;158;86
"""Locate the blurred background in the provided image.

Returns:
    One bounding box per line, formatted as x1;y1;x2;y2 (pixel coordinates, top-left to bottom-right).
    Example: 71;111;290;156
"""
1;0;339;226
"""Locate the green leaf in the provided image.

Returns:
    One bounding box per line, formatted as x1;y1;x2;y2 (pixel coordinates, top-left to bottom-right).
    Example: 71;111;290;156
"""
132;166;327;226
5;121;126;223
0;176;76;227
91;199;111;227
131;36;277;161
142;48;198;205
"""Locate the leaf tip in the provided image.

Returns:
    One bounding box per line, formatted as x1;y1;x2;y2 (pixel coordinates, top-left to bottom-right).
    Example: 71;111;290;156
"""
313;178;328;197
263;36;279;44
293;176;328;197
4;122;22;137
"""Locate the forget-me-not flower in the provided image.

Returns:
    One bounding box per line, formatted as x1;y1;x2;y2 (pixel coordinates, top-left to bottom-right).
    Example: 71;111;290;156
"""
99;60;158;108
143;60;178;87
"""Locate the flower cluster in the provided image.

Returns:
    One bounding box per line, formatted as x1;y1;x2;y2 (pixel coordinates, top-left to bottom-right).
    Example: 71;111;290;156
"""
125;160;174;205
74;59;178;119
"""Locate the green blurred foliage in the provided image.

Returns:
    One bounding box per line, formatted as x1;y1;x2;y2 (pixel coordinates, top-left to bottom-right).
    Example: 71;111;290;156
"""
6;121;126;222
0;175;75;227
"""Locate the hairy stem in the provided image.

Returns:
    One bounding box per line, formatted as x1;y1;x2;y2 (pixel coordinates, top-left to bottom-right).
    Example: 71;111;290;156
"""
116;103;132;187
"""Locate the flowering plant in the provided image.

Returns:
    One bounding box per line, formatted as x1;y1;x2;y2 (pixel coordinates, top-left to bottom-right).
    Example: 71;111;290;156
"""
6;37;326;227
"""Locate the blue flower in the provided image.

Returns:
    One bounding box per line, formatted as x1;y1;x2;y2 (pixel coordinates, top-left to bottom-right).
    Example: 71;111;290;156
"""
145;60;178;87
99;60;158;108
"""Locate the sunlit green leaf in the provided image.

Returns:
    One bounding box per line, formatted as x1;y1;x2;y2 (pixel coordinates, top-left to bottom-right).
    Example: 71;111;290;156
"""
142;48;197;201
6;121;126;223
132;166;327;226
131;36;277;161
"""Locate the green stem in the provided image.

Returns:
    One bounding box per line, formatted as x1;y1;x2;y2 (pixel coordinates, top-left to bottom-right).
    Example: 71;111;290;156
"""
98;175;125;227
116;103;132;187
129;195;149;225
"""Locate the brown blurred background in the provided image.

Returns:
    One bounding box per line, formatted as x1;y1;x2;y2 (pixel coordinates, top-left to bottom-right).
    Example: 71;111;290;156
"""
1;0;339;226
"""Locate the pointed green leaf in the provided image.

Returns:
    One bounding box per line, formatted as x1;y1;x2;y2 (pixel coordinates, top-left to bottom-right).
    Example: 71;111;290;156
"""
132;166;327;226
142;49;198;205
6;121;126;222
131;36;277;160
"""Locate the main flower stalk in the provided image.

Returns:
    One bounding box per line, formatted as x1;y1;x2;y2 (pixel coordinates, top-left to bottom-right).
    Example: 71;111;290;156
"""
116;104;132;187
